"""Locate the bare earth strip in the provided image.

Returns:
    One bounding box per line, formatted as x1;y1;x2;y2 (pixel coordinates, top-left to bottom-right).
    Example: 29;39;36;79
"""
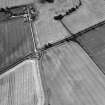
62;0;105;34
41;41;105;105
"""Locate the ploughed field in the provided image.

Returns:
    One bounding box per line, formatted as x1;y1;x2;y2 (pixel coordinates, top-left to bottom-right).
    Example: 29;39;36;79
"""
41;41;105;105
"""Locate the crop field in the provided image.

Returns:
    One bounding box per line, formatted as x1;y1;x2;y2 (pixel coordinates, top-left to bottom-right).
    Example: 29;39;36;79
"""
0;1;105;105
0;17;34;72
77;22;105;74
34;11;69;49
32;0;74;49
33;0;105;49
41;41;105;105
0;0;34;8
0;60;42;105
62;0;105;34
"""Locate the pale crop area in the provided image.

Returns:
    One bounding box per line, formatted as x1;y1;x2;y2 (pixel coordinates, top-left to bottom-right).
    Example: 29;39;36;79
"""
0;0;34;8
33;3;69;48
77;23;105;74
33;0;78;48
0;18;34;70
41;41;105;105
0;60;44;105
62;0;105;33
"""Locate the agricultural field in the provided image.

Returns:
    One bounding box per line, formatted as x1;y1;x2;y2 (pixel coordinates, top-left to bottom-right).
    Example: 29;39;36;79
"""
0;17;34;72
33;8;69;49
77;22;105;74
0;1;105;105
62;0;105;34
33;0;76;49
41;41;105;105
0;60;44;105
33;0;105;48
0;0;34;8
